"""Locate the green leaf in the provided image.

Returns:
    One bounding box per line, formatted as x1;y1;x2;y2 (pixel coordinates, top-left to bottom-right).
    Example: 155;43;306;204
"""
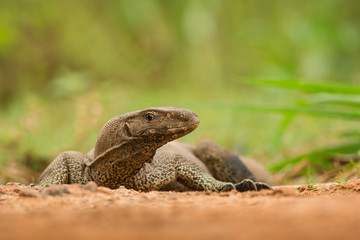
191;103;360;119
239;78;360;95
270;141;360;171
308;94;360;108
271;113;295;151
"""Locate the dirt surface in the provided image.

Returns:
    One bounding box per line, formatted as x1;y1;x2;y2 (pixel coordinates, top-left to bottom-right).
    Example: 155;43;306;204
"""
1;180;360;240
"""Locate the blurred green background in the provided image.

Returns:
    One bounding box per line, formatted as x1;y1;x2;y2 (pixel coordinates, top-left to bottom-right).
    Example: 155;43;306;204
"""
1;0;360;184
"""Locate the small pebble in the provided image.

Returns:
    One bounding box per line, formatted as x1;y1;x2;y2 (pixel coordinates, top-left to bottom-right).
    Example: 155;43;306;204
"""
97;187;113;194
5;182;21;186
82;181;97;192
41;186;70;197
19;189;40;198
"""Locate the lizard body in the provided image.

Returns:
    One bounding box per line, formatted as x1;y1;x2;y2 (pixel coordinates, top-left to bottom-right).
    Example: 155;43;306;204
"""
37;107;271;192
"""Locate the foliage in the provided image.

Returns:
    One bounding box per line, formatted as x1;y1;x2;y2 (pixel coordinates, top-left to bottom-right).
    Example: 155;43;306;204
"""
305;179;318;191
221;79;360;182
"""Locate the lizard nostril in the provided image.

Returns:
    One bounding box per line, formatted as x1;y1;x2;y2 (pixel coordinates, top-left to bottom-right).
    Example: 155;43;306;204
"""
190;112;200;125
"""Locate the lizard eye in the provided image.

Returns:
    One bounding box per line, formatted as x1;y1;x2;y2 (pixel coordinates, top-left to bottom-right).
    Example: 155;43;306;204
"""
145;113;155;122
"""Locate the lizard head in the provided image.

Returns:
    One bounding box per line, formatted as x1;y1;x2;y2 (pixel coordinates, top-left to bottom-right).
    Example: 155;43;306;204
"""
94;107;200;159
125;107;200;141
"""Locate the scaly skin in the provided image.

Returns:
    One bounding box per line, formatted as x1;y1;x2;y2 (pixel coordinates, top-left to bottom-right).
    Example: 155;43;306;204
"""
37;107;271;192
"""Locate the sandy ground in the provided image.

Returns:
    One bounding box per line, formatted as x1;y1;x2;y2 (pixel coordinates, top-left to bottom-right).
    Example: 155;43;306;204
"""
1;180;360;240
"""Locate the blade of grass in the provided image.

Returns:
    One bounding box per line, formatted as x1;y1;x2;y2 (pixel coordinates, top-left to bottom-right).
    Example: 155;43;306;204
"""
271;113;295;151
239;78;360;95
308;95;360;108
190;103;360;119
270;141;360;171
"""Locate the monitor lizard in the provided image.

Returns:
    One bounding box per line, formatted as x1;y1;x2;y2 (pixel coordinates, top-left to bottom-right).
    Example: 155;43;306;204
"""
37;107;271;192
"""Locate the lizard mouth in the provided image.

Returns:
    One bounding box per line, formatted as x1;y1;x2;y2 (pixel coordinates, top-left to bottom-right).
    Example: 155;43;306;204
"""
167;122;200;134
137;122;199;136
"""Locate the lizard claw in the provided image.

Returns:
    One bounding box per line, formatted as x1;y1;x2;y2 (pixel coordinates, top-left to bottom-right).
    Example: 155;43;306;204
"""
219;183;236;192
235;179;257;192
255;182;273;191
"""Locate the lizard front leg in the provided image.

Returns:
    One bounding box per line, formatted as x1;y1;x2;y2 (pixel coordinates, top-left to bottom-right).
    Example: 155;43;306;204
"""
37;151;90;186
129;152;254;192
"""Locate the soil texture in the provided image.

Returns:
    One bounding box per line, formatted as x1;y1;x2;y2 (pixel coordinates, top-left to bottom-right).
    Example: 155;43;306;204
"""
1;180;360;240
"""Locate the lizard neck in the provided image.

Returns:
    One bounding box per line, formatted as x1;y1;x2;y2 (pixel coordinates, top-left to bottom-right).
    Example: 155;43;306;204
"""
90;140;160;189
